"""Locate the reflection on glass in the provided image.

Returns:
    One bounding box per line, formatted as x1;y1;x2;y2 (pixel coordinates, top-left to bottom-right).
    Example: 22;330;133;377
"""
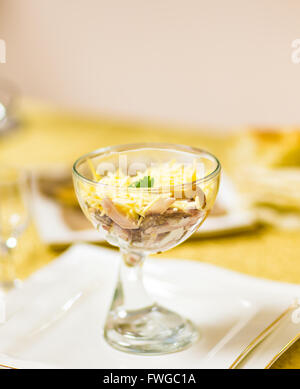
0;103;6;121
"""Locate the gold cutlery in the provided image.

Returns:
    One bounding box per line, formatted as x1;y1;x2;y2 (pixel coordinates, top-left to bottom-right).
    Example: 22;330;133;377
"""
230;300;300;369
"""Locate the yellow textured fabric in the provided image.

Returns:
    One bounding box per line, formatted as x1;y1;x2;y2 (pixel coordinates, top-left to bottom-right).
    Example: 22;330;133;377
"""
0;101;299;368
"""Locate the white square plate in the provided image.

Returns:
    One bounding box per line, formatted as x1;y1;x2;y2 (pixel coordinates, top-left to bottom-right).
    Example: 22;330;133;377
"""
33;174;257;244
0;244;299;369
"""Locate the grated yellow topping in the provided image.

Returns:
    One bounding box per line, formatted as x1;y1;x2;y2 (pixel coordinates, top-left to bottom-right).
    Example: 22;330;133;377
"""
79;160;215;219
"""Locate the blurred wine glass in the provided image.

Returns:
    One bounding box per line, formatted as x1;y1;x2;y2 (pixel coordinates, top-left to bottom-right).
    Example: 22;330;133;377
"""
0;166;30;292
73;143;221;354
0;79;20;136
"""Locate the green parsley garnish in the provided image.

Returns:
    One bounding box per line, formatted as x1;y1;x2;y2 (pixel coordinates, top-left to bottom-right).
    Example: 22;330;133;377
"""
129;176;154;188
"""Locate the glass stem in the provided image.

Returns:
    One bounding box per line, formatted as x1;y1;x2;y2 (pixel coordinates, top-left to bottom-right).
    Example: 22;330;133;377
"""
111;250;154;312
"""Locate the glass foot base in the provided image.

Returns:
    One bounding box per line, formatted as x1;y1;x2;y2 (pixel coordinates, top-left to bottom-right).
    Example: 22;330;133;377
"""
104;303;199;355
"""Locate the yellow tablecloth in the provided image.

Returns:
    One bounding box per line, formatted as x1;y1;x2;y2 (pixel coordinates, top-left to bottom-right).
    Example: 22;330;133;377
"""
0;101;299;368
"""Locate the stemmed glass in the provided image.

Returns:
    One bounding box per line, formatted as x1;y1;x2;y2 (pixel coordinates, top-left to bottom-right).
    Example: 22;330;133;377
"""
0;166;30;292
73;143;220;354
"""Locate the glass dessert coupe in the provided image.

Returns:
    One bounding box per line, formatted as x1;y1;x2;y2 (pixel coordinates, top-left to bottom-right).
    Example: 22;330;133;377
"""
72;143;221;355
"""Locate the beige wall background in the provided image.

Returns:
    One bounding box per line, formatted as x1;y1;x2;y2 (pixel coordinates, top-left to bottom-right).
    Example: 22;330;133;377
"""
0;0;300;130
